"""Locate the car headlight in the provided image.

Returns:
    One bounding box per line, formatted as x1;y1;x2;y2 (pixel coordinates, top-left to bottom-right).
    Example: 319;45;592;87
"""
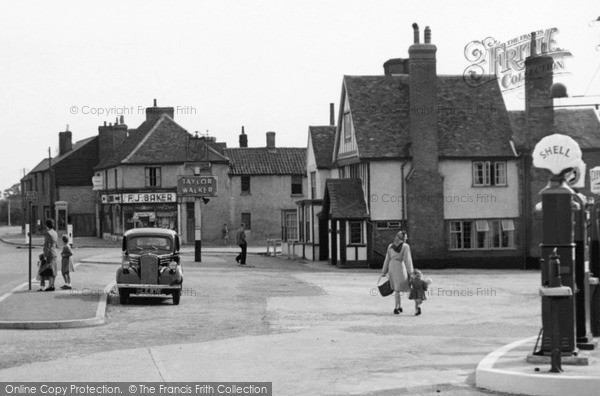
168;260;177;270
121;256;130;269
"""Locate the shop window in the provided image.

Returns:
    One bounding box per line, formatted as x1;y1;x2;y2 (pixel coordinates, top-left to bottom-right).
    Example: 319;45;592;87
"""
145;167;161;187
241;176;251;194
349;221;363;244
292;175;303;195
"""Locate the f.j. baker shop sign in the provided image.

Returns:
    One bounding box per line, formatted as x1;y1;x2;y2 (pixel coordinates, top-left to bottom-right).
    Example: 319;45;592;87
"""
533;134;586;187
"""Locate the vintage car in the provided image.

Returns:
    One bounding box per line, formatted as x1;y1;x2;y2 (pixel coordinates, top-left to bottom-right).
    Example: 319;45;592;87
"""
116;228;183;305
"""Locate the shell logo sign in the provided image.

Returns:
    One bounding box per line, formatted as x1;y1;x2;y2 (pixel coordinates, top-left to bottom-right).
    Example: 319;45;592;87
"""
533;134;585;188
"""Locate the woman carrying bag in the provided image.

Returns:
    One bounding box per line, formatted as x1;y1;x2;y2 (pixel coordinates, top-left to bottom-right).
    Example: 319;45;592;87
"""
381;231;414;314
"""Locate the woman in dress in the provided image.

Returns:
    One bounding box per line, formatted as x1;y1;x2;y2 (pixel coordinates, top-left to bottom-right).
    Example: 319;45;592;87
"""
42;219;59;292
381;231;414;314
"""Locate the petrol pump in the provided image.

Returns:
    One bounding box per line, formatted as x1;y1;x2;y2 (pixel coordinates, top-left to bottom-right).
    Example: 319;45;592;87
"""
533;134;598;364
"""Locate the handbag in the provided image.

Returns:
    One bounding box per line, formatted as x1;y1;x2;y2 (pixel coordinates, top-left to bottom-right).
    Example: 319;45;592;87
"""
377;275;393;297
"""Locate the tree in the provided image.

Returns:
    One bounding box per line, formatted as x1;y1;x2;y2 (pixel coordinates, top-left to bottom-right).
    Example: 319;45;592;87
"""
1;183;23;226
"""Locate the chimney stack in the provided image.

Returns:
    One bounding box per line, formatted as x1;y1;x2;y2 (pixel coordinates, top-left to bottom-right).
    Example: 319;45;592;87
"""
146;99;174;122
98;120;128;163
405;23;445;263
239;126;248;147
58;130;73;156
523;31;555;150
330;103;335;126
266;131;276;152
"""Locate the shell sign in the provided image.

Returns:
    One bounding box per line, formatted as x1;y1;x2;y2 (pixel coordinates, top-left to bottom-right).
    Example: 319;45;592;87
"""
533;134;583;175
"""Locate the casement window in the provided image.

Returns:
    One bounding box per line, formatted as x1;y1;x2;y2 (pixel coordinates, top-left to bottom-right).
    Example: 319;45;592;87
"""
472;161;507;186
310;172;316;199
349;221;363;244
241;176;251;194
343;112;352;142
291;175;303;195
449;219;515;250
145;167;161;187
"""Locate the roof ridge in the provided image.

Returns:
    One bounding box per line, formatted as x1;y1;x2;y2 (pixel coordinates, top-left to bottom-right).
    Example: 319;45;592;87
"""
122;115;167;163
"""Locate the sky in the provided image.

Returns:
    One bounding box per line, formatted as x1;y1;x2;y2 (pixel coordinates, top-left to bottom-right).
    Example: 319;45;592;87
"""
1;0;600;193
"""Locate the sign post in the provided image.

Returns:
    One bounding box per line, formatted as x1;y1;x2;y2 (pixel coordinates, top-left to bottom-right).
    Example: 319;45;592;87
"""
25;191;37;291
177;176;218;262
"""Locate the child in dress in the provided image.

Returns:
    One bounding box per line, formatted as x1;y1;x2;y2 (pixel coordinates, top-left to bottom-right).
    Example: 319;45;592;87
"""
36;254;49;291
408;269;428;316
60;235;75;290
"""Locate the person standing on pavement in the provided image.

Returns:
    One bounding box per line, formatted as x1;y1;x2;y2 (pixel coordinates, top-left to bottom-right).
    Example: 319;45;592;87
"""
42;219;59;292
60;235;75;290
222;223;230;246
408;269;428;316
381;230;414;314
235;224;247;265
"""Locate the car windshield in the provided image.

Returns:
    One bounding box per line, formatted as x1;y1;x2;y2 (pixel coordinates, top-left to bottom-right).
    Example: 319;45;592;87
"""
127;236;172;253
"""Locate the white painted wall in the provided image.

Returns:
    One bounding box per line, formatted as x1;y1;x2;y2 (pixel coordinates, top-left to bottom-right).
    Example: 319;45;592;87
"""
440;159;519;219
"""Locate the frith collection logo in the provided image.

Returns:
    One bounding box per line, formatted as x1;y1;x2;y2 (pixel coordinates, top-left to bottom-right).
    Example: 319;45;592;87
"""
463;28;572;91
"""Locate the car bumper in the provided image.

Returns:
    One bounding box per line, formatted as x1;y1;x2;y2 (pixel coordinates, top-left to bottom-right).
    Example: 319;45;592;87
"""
117;284;182;290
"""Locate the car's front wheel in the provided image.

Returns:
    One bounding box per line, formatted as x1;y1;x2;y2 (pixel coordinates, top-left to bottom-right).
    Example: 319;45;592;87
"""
172;290;181;305
119;289;130;305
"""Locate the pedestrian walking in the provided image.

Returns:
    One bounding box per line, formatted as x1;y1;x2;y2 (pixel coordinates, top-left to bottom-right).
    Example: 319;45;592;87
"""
409;269;428;315
42;219;59;292
235;224;247;265
60;235;75;290
222;223;230;246
381;230;414;314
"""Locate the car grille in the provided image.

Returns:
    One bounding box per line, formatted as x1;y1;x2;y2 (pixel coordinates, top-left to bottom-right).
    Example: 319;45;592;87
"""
129;256;170;266
140;255;159;284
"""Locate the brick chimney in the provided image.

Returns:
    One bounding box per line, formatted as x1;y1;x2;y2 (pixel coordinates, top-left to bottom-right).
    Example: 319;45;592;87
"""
405;23;445;266
145;99;174;122
239;126;248;147
58;127;72;156
524;31;555;150
383;58;409;76
98;117;128;163
266;131;276;152
330;103;335;126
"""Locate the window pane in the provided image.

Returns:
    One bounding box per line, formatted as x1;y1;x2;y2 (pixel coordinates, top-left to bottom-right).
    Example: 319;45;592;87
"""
450;221;462;249
292;175;303;194
495;162;507;185
473;162;484;186
349;221;362;244
241;176;250;193
463;221;473;249
241;213;251;230
491;220;501;248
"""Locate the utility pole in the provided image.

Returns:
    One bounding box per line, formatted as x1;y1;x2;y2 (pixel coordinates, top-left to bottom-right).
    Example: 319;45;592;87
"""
48;147;52;221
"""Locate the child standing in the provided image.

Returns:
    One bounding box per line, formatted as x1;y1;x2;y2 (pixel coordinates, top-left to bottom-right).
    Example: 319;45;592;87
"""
36;254;50;291
60;235;75;290
409;269;428;316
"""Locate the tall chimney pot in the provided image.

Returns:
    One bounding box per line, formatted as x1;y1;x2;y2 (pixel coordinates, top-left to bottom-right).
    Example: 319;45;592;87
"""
239;126;248;147
424;26;431;44
412;23;420;44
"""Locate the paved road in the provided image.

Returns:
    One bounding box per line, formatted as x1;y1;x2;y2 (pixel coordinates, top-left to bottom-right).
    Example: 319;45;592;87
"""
0;250;538;395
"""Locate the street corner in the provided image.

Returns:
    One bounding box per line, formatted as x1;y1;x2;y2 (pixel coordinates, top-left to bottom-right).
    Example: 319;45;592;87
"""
0;281;114;330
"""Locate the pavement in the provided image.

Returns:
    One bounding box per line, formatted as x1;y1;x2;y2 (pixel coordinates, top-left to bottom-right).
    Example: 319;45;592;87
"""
2;230;600;395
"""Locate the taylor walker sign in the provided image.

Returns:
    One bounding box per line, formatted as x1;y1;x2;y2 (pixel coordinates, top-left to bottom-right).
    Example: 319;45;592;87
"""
463;28;571;92
178;176;218;197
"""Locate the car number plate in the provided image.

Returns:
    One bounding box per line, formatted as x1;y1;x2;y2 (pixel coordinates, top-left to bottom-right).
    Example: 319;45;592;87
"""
136;288;160;295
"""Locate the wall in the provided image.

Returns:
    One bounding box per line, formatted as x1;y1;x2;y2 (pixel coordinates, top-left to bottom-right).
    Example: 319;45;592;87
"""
228;174;307;243
441;159;519;219
369;161;406;220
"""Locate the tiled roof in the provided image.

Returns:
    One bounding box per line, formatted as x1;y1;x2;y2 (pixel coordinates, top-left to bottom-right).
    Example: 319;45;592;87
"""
324;179;369;219
224;147;306;175
94;115;229;170
309;126;336;169
509;108;600;150
342;75;515;159
94;118;159;169
27;136;97;174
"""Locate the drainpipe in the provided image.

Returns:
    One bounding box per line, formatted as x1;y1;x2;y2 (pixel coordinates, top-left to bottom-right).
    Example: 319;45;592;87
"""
401;161;407;227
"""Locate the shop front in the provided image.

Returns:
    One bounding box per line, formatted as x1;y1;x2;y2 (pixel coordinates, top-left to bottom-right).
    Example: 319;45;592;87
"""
100;191;178;236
